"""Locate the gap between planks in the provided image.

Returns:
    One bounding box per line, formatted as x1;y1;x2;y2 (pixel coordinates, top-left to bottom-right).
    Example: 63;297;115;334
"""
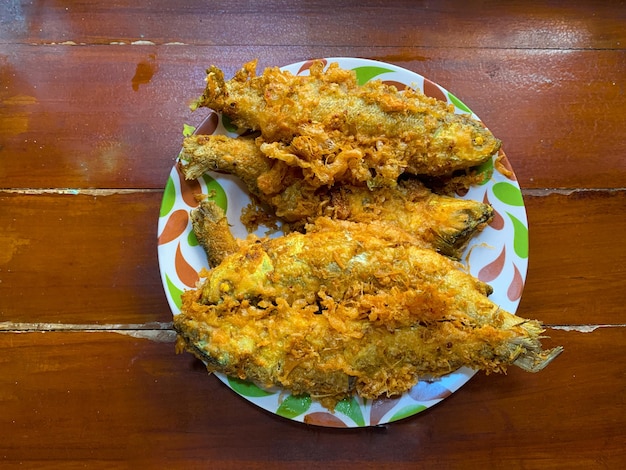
0;188;162;196
5;40;622;52
522;188;625;196
0;321;176;342
2;187;623;338
1;188;624;197
0;322;624;342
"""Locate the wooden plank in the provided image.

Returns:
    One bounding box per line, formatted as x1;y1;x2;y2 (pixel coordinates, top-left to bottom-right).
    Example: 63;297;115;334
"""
519;190;626;326
0;2;622;467
1;0;624;50
1;190;624;326
0;191;171;324
0;327;623;467
1;45;625;190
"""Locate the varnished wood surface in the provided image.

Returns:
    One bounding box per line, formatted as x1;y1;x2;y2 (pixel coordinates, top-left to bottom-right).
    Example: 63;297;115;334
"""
1;328;624;467
1;1;625;468
2;45;625;189
1;191;624;326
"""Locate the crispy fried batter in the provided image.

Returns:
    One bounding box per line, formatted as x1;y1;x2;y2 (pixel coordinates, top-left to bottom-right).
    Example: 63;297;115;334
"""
322;179;493;259
193;60;501;187
174;208;562;410
182;134;493;258
173;60;561;413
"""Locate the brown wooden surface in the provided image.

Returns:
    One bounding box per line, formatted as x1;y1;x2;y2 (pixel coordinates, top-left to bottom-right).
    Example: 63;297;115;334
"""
1;1;625;468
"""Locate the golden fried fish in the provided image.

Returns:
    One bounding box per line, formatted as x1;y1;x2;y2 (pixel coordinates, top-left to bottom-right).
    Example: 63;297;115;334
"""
192;60;501;188
174;204;562;410
181;134;494;258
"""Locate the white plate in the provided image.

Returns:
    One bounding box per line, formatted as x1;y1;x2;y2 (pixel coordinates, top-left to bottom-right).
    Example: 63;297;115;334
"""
157;58;529;427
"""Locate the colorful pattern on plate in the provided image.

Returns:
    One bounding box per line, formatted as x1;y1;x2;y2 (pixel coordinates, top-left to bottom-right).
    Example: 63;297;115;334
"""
157;58;529;427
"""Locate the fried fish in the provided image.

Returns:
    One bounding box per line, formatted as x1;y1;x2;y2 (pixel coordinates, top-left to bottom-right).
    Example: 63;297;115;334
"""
181;134;494;258
192;60;501;188
173;60;560;414
174;204;562;410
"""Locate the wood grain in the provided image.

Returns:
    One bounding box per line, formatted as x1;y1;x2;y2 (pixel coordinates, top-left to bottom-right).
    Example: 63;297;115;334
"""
1;45;624;190
518;190;626;326
0;191;171;324
0;328;623;467
1;190;624;326
1;1;624;466
1;1;624;50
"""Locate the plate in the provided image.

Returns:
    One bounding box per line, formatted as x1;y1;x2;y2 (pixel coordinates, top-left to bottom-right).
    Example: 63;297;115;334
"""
157;58;528;427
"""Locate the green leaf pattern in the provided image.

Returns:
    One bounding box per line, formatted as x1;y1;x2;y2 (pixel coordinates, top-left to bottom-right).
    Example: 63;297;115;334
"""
447;92;472;113
507;212;529;259
352;66;394;86
335;396;366;427
276;395;312;419
165;273;183;310
389;404;428;422
227;377;274;397
493;182;524;206
159;176;176;217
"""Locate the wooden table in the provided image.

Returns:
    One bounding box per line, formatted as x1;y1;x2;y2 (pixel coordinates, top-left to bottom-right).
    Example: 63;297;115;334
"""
1;1;624;467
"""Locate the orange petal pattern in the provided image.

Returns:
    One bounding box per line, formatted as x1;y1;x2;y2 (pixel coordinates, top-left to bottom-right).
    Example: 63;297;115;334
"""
507;263;525;302
158;209;188;245
423;78;447;102
303;412;348;427
175;242;199;287
478;246;506;283
175;163;201;208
